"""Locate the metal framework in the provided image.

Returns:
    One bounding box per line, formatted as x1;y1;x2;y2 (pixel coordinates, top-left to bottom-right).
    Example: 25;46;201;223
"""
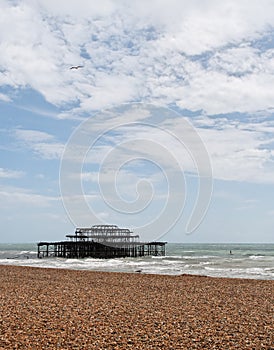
66;225;139;244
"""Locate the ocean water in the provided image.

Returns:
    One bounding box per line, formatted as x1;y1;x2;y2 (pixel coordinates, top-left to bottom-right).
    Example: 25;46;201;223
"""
0;243;273;280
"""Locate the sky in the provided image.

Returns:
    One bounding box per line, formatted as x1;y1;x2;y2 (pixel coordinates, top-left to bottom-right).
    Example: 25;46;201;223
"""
1;0;274;243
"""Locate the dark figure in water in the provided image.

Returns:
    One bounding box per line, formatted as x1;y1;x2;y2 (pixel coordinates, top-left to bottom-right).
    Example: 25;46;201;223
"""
230;250;233;255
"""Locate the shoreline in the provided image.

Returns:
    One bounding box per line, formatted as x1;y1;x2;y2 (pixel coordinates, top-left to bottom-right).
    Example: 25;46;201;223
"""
1;261;274;281
0;265;273;349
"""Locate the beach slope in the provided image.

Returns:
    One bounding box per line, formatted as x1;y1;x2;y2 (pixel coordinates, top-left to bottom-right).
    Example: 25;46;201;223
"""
0;265;273;349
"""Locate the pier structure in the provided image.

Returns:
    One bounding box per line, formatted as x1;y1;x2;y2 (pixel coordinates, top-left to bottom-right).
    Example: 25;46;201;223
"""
37;225;166;259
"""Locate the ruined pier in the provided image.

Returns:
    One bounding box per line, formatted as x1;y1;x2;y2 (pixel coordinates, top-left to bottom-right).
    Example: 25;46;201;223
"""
38;225;166;259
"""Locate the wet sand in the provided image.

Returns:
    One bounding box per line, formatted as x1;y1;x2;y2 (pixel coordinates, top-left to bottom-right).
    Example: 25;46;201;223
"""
0;265;273;349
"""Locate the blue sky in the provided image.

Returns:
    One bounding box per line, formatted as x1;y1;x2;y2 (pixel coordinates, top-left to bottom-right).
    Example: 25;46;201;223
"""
1;0;274;243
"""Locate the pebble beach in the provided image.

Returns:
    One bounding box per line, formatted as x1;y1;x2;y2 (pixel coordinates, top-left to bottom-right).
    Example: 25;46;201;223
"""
0;265;273;349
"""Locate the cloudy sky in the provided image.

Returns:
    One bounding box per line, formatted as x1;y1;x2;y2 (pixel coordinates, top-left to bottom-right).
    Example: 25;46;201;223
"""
1;0;274;243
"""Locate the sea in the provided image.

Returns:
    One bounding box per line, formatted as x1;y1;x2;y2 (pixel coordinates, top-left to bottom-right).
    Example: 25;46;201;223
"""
0;243;273;280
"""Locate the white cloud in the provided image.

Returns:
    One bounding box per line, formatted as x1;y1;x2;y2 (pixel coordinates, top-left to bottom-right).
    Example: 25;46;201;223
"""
34;0;116;18
209;46;260;76
236;199;258;210
14;129;64;159
0;168;24;179
59;104;274;184
0;186;58;207
1;2;274;184
194;117;274;183
30;142;64;159
0;92;11;102
155;1;274;55
1;0;274;115
80;74;140;111
80;172;98;182
15;129;54;142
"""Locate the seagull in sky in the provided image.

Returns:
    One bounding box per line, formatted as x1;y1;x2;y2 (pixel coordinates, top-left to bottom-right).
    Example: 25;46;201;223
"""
70;65;84;70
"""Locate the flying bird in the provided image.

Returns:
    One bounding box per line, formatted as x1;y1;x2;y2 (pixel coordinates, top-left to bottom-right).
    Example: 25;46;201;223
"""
70;65;84;70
